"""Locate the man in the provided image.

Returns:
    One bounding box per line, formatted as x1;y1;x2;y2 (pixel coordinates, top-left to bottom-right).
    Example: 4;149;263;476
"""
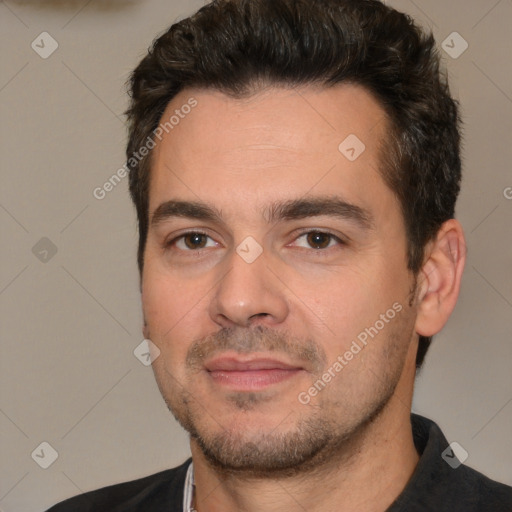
48;0;512;510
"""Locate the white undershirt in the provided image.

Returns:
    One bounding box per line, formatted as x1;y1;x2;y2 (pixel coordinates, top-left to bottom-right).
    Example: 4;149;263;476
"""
183;462;195;512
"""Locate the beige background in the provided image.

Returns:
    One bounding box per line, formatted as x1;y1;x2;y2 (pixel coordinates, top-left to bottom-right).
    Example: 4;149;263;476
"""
1;0;511;510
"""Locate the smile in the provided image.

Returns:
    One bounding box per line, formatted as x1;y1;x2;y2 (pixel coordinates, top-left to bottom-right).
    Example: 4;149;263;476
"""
204;356;304;391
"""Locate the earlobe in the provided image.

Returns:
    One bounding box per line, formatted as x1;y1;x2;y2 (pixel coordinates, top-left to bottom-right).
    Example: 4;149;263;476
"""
415;219;466;337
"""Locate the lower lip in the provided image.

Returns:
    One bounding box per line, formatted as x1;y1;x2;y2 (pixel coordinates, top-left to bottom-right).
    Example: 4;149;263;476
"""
208;369;301;391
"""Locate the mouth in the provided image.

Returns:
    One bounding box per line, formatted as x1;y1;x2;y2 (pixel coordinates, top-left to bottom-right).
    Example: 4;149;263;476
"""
204;355;304;391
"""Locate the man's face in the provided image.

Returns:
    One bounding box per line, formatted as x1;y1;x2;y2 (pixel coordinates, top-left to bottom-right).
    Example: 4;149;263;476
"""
142;84;419;474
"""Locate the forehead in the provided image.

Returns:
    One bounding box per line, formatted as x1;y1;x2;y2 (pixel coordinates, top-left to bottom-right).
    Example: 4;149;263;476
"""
148;84;396;225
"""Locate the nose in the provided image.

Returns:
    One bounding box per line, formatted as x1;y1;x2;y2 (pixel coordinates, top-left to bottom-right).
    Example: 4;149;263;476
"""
208;244;289;328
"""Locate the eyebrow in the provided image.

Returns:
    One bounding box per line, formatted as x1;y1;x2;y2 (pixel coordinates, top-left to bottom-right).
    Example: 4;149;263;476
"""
150;196;374;231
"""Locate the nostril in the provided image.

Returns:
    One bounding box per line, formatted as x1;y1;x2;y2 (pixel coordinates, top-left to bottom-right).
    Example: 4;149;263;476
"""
248;313;270;323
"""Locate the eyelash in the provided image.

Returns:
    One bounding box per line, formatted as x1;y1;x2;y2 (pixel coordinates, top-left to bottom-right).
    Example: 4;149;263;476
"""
164;230;346;253
165;230;215;252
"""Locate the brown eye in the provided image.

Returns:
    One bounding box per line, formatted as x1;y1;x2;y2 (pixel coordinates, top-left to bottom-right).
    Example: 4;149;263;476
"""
166;232;216;251
306;231;333;249
183;233;208;249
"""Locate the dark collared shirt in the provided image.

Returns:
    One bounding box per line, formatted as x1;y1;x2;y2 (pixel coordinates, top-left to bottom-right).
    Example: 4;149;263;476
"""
48;414;512;511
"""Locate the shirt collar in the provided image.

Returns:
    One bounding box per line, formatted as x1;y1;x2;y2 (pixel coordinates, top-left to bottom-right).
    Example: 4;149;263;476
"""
183;461;195;512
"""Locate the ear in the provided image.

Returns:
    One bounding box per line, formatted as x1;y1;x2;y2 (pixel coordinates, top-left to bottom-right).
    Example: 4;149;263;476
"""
415;219;466;337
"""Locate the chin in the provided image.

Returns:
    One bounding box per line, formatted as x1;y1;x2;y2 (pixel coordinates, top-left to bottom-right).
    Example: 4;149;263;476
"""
192;416;336;477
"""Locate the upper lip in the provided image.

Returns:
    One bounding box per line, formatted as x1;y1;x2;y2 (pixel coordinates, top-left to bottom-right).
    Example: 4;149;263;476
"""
204;356;303;372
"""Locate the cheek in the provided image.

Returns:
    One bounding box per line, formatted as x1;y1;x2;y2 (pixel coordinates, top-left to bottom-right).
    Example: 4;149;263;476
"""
304;266;407;356
142;274;204;386
142;270;202;346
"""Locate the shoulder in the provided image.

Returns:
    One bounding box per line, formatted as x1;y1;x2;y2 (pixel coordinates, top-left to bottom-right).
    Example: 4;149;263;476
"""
390;415;512;511
393;461;512;512
418;461;512;511
447;463;512;510
46;458;191;512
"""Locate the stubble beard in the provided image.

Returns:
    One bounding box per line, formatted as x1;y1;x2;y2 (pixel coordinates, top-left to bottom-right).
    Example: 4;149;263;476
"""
154;321;411;478
163;377;398;479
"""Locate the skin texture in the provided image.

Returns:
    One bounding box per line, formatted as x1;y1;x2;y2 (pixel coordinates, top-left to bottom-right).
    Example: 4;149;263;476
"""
141;84;466;511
